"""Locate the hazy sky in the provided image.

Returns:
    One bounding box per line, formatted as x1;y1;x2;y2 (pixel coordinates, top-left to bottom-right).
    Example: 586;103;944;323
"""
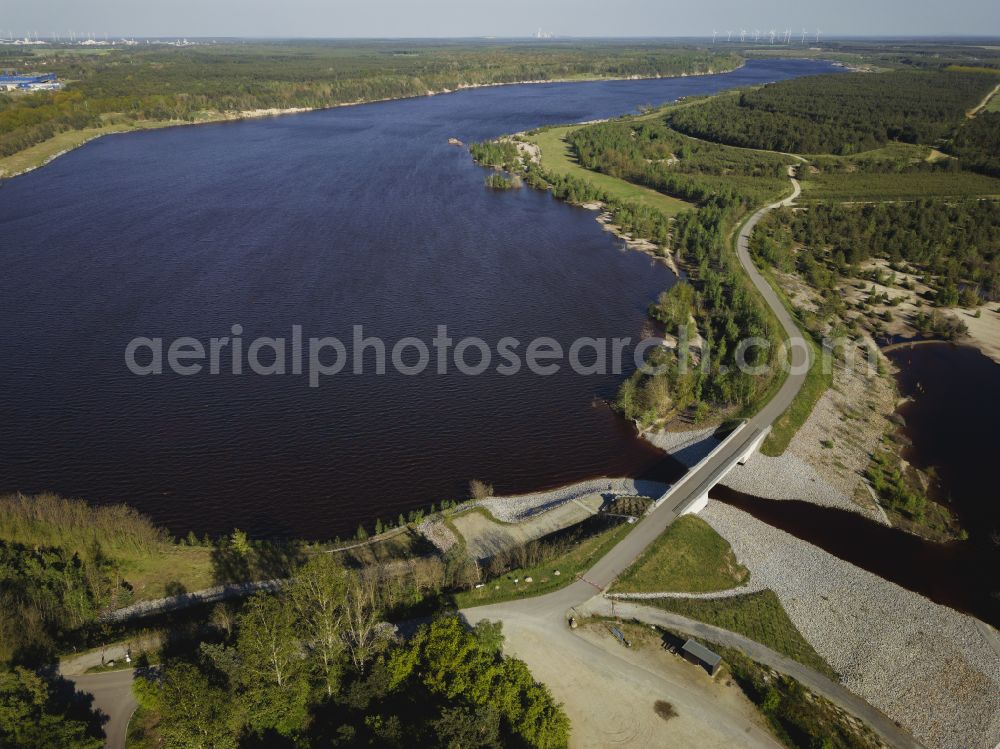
5;0;999;39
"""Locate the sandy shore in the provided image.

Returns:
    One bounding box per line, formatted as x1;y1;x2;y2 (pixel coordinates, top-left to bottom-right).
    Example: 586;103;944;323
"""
836;258;1000;366
595;209;682;275
1;63;743;180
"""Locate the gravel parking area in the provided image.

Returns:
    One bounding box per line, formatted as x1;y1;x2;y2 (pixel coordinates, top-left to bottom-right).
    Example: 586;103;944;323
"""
701;500;1000;749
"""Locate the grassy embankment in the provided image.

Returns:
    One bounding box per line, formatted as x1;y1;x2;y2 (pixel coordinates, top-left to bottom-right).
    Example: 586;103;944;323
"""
715;642;881;749
526;125;692;217
755;266;833;457
610;515;749;593
645;590;837;679
605;506;834;676
454;519;633;608
760;337;830;456
0;118;208;178
0;493;216;601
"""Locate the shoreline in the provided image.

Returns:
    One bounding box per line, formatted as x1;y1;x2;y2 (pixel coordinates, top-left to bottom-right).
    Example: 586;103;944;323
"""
0;61;745;180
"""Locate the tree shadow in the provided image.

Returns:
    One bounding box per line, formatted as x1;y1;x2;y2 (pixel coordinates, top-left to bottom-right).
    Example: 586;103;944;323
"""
210;540;305;586
164;580;188;596
47;673;108;742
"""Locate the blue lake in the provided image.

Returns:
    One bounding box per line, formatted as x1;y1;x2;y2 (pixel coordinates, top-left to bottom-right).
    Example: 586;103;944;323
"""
0;59;840;538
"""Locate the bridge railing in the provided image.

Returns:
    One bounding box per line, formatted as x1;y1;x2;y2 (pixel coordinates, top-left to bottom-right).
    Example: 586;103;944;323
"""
647;422;769;516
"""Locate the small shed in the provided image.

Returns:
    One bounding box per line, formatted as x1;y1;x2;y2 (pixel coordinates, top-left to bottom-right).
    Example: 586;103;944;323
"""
681;638;722;677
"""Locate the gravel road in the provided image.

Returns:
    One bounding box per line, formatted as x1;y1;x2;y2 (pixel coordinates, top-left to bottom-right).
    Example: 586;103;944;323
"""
583;598;921;749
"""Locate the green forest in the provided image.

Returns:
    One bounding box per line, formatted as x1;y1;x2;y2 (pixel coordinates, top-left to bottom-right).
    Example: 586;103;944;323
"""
0;41;738;159
563;118;794;422
757;200;1000;303
129;558;568;748
567;116;791;205
949;112;1000;176
471;114;793;425
666;70;997;154
0;493;569;748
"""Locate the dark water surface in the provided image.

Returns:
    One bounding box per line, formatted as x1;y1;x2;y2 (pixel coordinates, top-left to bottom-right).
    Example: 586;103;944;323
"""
0;59;839;539
712;342;1000;624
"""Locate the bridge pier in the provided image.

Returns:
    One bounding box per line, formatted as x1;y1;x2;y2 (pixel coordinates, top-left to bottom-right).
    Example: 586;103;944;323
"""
736;426;770;466
656;425;772;517
680;489;710;516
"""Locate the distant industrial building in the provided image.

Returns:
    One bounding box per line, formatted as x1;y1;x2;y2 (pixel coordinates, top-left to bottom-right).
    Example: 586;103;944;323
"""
0;71;62;91
681;639;722;677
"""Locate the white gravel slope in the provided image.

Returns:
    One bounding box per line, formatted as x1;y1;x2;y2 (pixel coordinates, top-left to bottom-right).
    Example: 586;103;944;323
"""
700;500;1000;749
476;478;667;523
721;451;867;513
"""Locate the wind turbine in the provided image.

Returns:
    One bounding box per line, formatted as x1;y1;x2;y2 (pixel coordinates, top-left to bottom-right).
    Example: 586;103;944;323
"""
784;29;792;44
801;27;807;44
740;29;746;42
769;29;776;44
753;28;760;43
815;28;822;43
712;29;718;44
726;30;733;42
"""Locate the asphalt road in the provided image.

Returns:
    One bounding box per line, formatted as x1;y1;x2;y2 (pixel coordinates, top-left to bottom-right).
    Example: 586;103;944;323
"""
66;670;138;749
66;176;907;748
496;177;812;602
463;177;924;749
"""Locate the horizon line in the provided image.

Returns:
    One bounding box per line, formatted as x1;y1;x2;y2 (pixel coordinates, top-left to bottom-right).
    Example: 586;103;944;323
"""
5;33;1000;42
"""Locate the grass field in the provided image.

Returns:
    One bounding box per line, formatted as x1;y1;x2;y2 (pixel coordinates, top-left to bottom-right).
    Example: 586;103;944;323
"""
610;515;749;593
799;170;1000;201
0;492;217;601
806;142;932;164
646;590;837;678
454;519;634;608
527;125;693;216
762;334;831;457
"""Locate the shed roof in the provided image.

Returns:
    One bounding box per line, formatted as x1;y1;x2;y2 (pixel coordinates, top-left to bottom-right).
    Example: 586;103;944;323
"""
682;639;721;668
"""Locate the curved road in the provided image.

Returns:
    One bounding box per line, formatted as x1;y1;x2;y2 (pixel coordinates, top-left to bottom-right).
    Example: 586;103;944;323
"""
65;670;138;749
463;175;923;749
68;175;914;748
584;599;921;748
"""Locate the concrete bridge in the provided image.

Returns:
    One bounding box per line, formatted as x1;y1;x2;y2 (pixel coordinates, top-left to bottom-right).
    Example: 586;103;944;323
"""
650;422;771;517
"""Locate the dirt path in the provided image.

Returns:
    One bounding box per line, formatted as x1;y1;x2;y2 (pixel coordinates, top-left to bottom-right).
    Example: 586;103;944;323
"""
479;606;781;748
585;599;923;749
968;82;1000;118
